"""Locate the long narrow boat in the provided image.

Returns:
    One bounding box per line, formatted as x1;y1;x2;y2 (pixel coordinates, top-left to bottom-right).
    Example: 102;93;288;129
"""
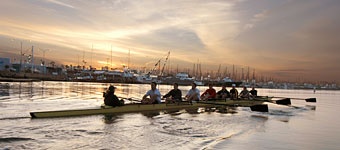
30;97;274;118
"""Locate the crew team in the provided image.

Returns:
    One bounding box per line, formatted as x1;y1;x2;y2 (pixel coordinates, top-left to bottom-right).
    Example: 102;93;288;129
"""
104;82;258;106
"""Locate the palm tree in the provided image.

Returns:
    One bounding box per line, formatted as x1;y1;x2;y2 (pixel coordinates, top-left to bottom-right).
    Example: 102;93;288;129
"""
50;61;55;68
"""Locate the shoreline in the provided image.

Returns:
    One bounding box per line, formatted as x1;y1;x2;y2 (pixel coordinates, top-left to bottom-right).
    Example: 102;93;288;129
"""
1;77;339;90
0;71;338;90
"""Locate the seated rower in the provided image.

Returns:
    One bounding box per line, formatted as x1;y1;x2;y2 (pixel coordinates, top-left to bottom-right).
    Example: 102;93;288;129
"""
185;83;200;102
216;84;231;100
239;86;250;99
163;83;182;104
200;83;216;101
250;86;258;99
142;82;162;104
230;84;238;100
103;85;124;107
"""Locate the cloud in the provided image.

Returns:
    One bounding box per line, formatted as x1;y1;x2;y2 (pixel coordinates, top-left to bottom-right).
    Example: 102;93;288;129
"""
252;10;269;22
0;0;339;83
243;24;254;30
46;0;75;9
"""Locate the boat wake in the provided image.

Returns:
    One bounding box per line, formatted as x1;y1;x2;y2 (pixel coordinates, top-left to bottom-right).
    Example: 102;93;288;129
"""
200;133;237;150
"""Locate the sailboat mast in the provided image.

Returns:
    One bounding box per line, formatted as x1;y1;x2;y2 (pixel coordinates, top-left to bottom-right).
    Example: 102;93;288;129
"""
31;46;34;73
91;44;93;69
20;41;22;72
128;49;130;69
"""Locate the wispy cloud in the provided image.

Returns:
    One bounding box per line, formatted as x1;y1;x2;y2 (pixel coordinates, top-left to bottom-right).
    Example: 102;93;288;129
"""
0;0;339;82
46;0;75;9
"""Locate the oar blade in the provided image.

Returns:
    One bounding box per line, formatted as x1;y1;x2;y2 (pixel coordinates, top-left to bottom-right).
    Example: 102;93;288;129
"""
305;98;316;103
276;98;291;105
250;104;268;112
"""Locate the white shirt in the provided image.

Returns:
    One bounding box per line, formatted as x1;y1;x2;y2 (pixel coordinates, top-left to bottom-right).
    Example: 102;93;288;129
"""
186;88;200;100
145;89;162;103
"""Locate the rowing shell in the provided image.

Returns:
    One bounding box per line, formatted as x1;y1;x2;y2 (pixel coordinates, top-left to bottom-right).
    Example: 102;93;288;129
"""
30;98;272;118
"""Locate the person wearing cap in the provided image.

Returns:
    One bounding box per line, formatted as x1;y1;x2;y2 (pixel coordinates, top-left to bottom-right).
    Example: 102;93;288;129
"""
200;83;216;101
103;85;124;106
216;84;231;99
185;82;200;102
142;82;162;104
230;84;238;100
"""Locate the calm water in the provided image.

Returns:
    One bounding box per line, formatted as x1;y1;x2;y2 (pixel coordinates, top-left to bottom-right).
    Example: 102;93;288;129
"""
0;81;339;150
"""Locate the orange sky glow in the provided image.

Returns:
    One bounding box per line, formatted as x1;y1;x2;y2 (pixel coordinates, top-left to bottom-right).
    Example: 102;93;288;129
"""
0;0;339;83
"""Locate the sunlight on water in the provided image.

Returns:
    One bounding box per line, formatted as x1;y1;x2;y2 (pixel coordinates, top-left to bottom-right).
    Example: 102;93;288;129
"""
0;81;339;149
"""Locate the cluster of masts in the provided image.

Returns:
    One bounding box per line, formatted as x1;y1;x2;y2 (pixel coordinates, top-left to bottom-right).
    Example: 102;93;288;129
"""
8;42;311;84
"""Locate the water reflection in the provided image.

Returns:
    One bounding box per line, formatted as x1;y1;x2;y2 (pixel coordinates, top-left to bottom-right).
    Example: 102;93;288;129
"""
185;106;239;115
251;114;269;120
0;81;150;103
18;82;33;99
204;106;216;113
185;108;200;114
102;114;120;124
306;105;316;110
141;111;161;118
215;106;238;114
2;81;112;101
0;82;34;99
0;83;10;96
164;109;181;116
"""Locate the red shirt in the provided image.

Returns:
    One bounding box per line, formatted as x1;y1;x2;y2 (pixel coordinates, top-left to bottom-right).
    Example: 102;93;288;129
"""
201;88;216;98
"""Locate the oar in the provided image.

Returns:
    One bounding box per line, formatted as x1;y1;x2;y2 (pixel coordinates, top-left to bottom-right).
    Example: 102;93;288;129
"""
273;97;316;103
124;98;141;102
197;101;234;106
274;98;291;105
198;101;269;112
250;104;268;112
118;96;141;103
253;97;291;106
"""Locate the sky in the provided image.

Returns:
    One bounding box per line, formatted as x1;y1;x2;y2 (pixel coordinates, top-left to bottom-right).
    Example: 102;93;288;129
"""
0;0;339;83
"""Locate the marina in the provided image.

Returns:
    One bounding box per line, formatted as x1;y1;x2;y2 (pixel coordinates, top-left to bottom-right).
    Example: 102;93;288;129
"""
0;1;339;149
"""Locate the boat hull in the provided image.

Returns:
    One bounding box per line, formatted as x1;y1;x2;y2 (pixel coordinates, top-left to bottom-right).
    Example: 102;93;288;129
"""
30;98;270;118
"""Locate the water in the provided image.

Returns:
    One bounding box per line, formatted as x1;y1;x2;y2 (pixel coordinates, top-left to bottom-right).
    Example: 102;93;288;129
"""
0;81;339;150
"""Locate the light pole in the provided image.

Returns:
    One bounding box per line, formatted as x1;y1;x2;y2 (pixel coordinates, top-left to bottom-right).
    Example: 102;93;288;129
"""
31;46;34;74
39;48;50;74
11;39;23;72
20;41;22;72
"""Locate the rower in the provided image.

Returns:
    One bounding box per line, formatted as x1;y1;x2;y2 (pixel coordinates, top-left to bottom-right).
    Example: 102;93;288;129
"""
103;85;124;107
230;84;238;100
185;82;200;102
163;83;182;104
216;84;231;100
239;86;250;99
142;82;162;104
250;86;258;99
200;83;216;101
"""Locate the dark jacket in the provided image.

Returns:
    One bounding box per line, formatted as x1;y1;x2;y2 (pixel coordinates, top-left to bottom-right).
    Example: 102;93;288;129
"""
250;90;257;96
104;91;122;106
217;89;231;97
163;89;182;101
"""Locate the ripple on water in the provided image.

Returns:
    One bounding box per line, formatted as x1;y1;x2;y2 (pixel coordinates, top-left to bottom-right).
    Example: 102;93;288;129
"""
1;82;336;149
0;137;34;143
